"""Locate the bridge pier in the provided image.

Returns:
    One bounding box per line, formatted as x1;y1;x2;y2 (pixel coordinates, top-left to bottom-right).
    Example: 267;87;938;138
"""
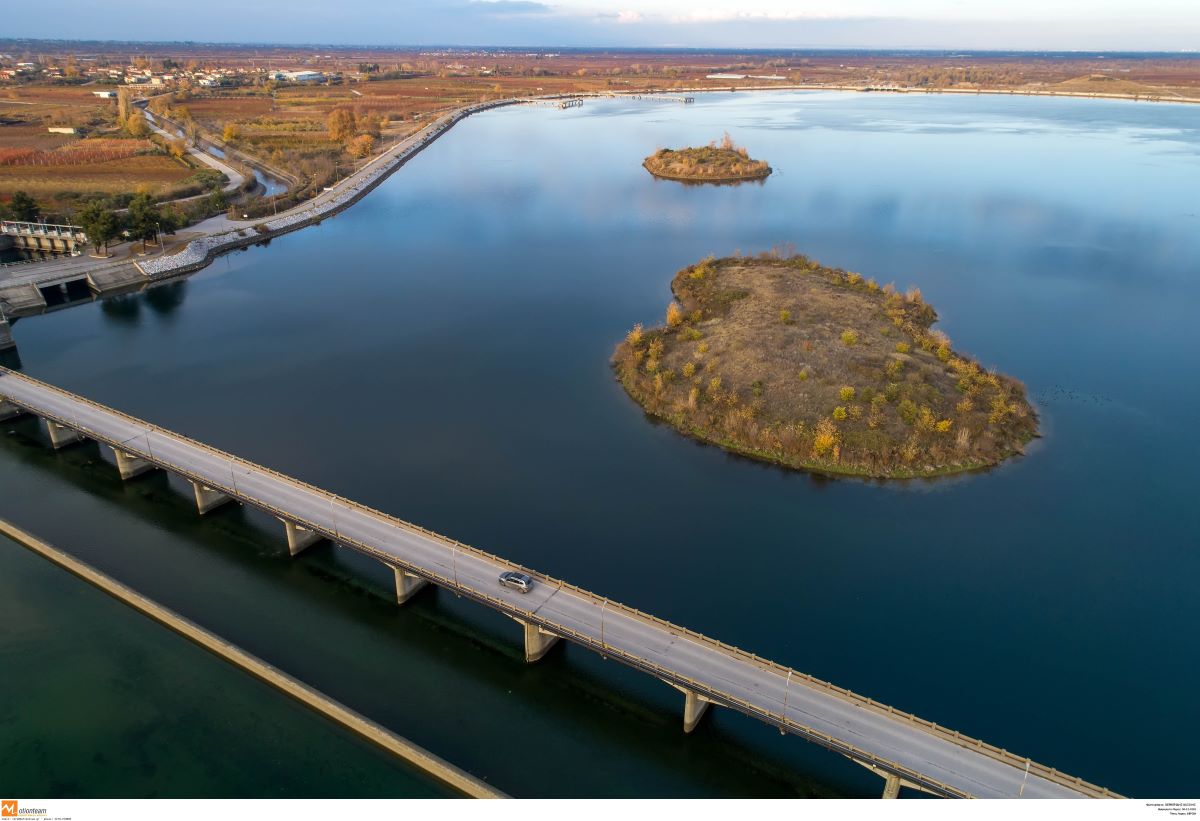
850;759;925;799
190;481;233;514
0;319;14;352
391;566;429;604
682;688;712;733
44;418;84;449
519;620;560;663
663;682;712;733
279;518;323;556
109;447;156;480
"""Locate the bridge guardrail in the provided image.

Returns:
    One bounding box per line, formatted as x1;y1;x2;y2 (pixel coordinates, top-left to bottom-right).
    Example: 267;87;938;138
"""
0;363;1118;797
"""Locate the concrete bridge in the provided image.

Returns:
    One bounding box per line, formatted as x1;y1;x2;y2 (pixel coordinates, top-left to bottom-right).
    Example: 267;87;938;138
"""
1;221;87;256
620;93;695;103
0;366;1120;800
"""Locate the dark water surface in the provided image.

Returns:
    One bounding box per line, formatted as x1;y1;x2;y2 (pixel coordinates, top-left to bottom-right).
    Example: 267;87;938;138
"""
2;91;1198;798
0;534;451;798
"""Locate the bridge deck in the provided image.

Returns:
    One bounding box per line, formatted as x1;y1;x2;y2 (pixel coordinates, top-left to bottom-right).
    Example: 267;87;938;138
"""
0;367;1115;799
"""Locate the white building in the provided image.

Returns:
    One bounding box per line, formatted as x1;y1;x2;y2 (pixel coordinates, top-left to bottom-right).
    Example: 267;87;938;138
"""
282;70;324;83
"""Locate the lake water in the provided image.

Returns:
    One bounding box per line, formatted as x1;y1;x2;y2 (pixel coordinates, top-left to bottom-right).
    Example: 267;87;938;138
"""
0;534;451;798
2;91;1198;798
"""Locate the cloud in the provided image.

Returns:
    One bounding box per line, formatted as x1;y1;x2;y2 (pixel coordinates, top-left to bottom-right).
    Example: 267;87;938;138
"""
663;8;840;24
468;0;552;16
3;0;1199;49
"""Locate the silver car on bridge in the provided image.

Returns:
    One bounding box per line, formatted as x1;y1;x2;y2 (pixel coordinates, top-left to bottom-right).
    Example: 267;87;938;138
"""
498;571;533;593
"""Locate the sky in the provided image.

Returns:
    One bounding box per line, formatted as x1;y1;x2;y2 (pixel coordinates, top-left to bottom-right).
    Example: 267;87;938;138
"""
5;0;1200;50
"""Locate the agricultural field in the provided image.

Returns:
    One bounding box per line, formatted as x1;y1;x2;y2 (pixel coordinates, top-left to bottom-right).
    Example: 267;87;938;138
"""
0;86;197;219
0;83;116;130
0;148;194;198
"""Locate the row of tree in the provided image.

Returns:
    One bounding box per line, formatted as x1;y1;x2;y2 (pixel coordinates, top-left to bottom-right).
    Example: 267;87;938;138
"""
78;193;180;255
326;108;378;158
4;191;38;222
3;189;180;256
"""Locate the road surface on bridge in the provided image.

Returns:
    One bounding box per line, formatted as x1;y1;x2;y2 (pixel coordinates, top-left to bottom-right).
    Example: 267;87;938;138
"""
0;367;1116;799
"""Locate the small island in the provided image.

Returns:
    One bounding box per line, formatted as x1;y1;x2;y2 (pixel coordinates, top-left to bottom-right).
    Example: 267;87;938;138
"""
612;253;1038;478
643;133;772;183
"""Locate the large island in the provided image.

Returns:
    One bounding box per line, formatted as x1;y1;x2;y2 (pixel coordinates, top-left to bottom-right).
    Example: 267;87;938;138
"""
613;254;1038;478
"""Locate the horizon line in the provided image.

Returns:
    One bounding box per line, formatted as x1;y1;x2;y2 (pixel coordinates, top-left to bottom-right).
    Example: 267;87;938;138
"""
1;37;1198;56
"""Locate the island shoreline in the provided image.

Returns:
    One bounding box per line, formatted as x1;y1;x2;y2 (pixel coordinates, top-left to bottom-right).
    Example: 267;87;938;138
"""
612;255;1039;480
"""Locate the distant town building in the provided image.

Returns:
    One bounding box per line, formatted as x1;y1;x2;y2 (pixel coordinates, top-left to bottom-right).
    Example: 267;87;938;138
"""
280;70;324;83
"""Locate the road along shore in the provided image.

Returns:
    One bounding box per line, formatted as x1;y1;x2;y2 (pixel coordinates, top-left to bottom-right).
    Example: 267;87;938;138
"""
0;516;508;800
133;97;527;281
3;83;1194;322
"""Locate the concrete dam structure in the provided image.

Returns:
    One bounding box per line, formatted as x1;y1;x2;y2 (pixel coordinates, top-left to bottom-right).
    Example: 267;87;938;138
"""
1;221;87;256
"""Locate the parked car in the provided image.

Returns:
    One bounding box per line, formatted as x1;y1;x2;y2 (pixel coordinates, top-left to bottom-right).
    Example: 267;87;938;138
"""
498;570;533;593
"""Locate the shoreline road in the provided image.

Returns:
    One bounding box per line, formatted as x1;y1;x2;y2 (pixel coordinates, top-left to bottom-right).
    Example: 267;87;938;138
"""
0;367;1119;800
137;98;516;273
141;110;246;195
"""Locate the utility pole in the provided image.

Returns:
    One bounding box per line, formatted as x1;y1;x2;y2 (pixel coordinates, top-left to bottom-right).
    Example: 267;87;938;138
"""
600;598;608;651
781;670;793;734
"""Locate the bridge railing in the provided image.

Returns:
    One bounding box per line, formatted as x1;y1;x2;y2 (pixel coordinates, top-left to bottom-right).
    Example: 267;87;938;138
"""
1;385;973;795
0;358;1118;796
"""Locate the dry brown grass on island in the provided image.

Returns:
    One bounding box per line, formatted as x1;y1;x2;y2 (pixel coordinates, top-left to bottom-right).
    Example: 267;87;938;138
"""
644;133;771;183
612;252;1038;478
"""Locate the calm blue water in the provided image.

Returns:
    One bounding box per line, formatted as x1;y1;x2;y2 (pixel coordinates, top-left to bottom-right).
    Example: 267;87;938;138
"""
2;91;1198;797
0;535;452;798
